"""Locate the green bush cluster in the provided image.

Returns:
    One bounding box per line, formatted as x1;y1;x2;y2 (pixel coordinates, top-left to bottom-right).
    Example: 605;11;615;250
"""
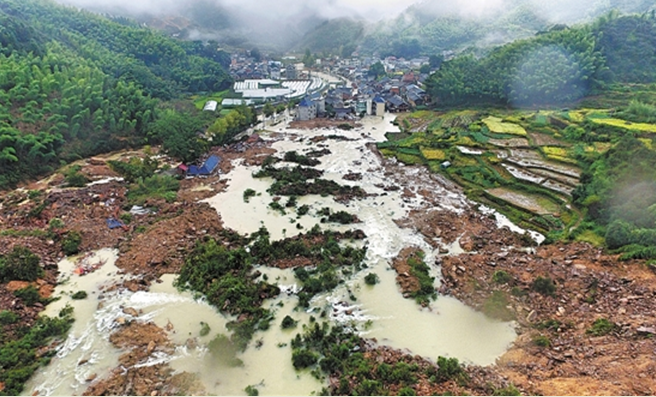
71;290;88;300
0;310;19;325
492;270;512;284
61;231;82;256
532;276;556;297
281;315;298;330
407;252;437;306
0;307;74;395
283;151;320;166
326;211;359;225
127;175;180;205
364;273;379;286
586;318;616;336
243;188;257;203
0;246;43;283
13;285;43;306
254;165;366;198
108;155;159;183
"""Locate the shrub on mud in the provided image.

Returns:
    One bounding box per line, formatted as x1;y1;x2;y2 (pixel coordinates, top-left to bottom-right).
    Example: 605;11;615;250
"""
532;276;556;296
0;307;73;395
532;335;551;347
62;231;82;256
586;318;616;336
407;252;437;306
492;270;512;284
127;175;180;205
13;285;43;306
0;310;19;325
435;356;467;383
64;165;89;187
0;246;43;283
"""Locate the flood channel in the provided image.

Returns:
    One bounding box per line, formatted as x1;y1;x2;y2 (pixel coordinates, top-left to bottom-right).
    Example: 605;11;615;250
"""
26;114;519;396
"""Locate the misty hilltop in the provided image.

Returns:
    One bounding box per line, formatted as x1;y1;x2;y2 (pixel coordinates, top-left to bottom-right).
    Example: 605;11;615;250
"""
54;0;656;55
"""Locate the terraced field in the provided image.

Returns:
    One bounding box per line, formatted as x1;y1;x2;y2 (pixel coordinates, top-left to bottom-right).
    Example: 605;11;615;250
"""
380;108;656;238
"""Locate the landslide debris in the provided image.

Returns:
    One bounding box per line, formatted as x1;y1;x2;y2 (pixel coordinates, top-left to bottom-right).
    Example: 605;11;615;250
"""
84;321;205;396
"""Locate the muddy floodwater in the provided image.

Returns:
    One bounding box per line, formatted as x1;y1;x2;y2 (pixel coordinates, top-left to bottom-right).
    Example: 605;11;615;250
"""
27;114;520;396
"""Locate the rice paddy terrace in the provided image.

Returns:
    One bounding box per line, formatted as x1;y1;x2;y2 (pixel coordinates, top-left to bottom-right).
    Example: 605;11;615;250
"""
378;107;656;243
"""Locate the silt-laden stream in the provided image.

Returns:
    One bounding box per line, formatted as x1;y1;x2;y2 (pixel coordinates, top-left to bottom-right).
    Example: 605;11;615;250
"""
26;114;517;396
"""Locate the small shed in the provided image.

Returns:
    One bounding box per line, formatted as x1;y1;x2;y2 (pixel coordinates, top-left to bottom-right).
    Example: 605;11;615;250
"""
176;164;189;176
441;161;452;169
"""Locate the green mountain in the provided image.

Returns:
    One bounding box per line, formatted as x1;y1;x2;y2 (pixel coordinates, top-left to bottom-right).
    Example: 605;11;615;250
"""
359;0;656;57
294;18;365;56
424;12;656;107
0;0;232;189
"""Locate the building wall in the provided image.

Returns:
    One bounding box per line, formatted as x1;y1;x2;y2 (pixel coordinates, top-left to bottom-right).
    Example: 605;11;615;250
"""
375;102;385;116
297;105;317;121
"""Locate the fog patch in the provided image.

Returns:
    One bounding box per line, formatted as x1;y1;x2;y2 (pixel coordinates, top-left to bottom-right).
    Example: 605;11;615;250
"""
509;45;586;108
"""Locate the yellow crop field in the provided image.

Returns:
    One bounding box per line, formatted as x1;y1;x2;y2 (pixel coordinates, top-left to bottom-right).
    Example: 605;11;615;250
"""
398;134;428;148
420;147;446;160
638;138;653;149
543;146;576;164
483;116;527;136
456;136;476;146
585;142;613;153
543;146;568;157
590;118;656;133
568;111;585;123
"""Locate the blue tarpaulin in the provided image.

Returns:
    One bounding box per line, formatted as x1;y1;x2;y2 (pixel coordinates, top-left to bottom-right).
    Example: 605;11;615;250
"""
106;218;125;229
187;155;220;176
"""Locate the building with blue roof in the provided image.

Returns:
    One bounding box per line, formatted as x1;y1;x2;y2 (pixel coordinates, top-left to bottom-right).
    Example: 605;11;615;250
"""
187;155;221;177
296;97;318;121
373;96;386;116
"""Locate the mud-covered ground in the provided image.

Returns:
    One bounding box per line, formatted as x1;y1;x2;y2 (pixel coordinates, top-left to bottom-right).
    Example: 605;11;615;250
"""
2;130;654;396
386;155;656;395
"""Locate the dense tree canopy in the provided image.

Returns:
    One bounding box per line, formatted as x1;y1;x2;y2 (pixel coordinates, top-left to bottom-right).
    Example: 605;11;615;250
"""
426;13;656;108
426;25;605;107
0;0;236;189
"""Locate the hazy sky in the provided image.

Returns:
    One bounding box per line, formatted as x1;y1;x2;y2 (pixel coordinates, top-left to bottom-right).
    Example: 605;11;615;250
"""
55;0;415;20
54;0;655;29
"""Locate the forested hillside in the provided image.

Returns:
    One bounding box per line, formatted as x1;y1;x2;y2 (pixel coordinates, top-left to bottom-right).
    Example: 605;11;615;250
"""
360;0;655;57
425;12;656;107
0;0;233;189
294;18;365;57
411;12;656;258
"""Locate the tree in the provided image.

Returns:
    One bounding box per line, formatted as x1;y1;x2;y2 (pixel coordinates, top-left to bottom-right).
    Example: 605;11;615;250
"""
368;62;386;79
302;49;315;68
263;102;274;118
429;54;444;69
149;109;207;163
250;47;262;62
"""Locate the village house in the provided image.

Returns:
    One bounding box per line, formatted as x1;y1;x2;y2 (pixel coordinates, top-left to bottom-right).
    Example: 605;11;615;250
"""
296;97;318;121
